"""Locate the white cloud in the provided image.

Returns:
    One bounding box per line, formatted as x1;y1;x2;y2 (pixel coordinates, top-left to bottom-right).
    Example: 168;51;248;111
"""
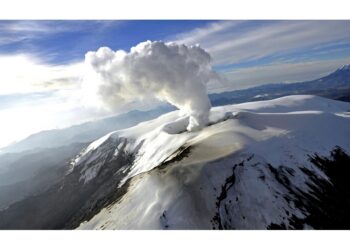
0;54;84;95
0;20;123;46
173;21;245;46
0;88;104;148
83;41;219;131
0;21;54;33
169;20;350;91
169;21;350;66
1;21;350;146
0;21;68;45
0;53;88;147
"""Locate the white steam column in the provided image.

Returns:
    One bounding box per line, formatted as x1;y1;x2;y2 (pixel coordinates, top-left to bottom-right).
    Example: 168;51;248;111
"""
83;41;218;131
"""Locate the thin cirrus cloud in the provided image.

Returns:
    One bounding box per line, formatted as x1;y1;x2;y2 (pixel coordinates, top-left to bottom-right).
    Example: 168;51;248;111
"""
169;20;350;90
0;20;122;51
173;20;245;46
171;20;350;65
3;20;350;94
0;21;72;45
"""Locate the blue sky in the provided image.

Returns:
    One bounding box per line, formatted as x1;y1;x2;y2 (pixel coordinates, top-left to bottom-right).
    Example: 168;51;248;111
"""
1;20;350;88
0;21;213;64
1;20;350;65
1;20;350;148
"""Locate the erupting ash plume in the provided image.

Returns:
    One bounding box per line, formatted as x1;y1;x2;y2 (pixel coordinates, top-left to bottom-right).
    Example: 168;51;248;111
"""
83;41;219;131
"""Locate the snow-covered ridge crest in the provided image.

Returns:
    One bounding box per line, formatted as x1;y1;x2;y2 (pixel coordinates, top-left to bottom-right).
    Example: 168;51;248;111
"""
338;64;350;71
72;95;350;189
71;107;236;185
77;95;350;229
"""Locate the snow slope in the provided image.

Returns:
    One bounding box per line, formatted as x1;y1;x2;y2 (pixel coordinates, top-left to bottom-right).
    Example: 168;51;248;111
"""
75;95;350;229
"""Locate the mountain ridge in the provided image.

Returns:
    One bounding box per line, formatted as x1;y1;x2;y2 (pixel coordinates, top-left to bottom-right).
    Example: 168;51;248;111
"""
1;95;350;229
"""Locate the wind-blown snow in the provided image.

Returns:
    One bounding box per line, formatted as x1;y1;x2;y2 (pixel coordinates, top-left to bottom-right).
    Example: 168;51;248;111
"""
75;95;350;229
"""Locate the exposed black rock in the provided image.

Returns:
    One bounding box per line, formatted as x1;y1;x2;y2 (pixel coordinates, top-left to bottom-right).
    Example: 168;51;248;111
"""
212;155;254;230
268;147;350;229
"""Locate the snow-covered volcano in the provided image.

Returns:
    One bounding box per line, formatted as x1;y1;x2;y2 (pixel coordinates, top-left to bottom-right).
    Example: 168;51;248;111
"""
71;95;350;229
1;95;349;230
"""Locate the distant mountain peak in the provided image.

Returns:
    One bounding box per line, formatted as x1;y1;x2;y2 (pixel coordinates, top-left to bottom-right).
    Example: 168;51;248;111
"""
337;64;350;71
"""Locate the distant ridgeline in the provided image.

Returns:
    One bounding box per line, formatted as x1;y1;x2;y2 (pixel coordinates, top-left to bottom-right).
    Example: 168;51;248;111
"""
209;64;350;106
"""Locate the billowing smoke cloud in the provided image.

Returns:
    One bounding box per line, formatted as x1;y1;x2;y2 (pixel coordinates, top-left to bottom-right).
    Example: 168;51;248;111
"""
83;41;219;131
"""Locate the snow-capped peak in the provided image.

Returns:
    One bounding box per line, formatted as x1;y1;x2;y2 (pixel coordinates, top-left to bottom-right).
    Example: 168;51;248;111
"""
71;105;236;186
73;94;350;190
75;95;350;229
337;64;350;71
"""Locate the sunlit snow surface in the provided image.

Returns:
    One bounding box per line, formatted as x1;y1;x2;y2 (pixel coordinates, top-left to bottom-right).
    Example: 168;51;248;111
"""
75;95;350;229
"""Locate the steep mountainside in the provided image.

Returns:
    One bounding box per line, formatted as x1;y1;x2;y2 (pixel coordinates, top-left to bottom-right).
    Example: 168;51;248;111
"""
1;95;349;229
77;95;350;229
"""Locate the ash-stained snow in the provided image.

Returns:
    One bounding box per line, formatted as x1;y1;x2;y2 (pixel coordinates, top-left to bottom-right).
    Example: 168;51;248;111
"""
74;95;350;229
72;107;236;185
